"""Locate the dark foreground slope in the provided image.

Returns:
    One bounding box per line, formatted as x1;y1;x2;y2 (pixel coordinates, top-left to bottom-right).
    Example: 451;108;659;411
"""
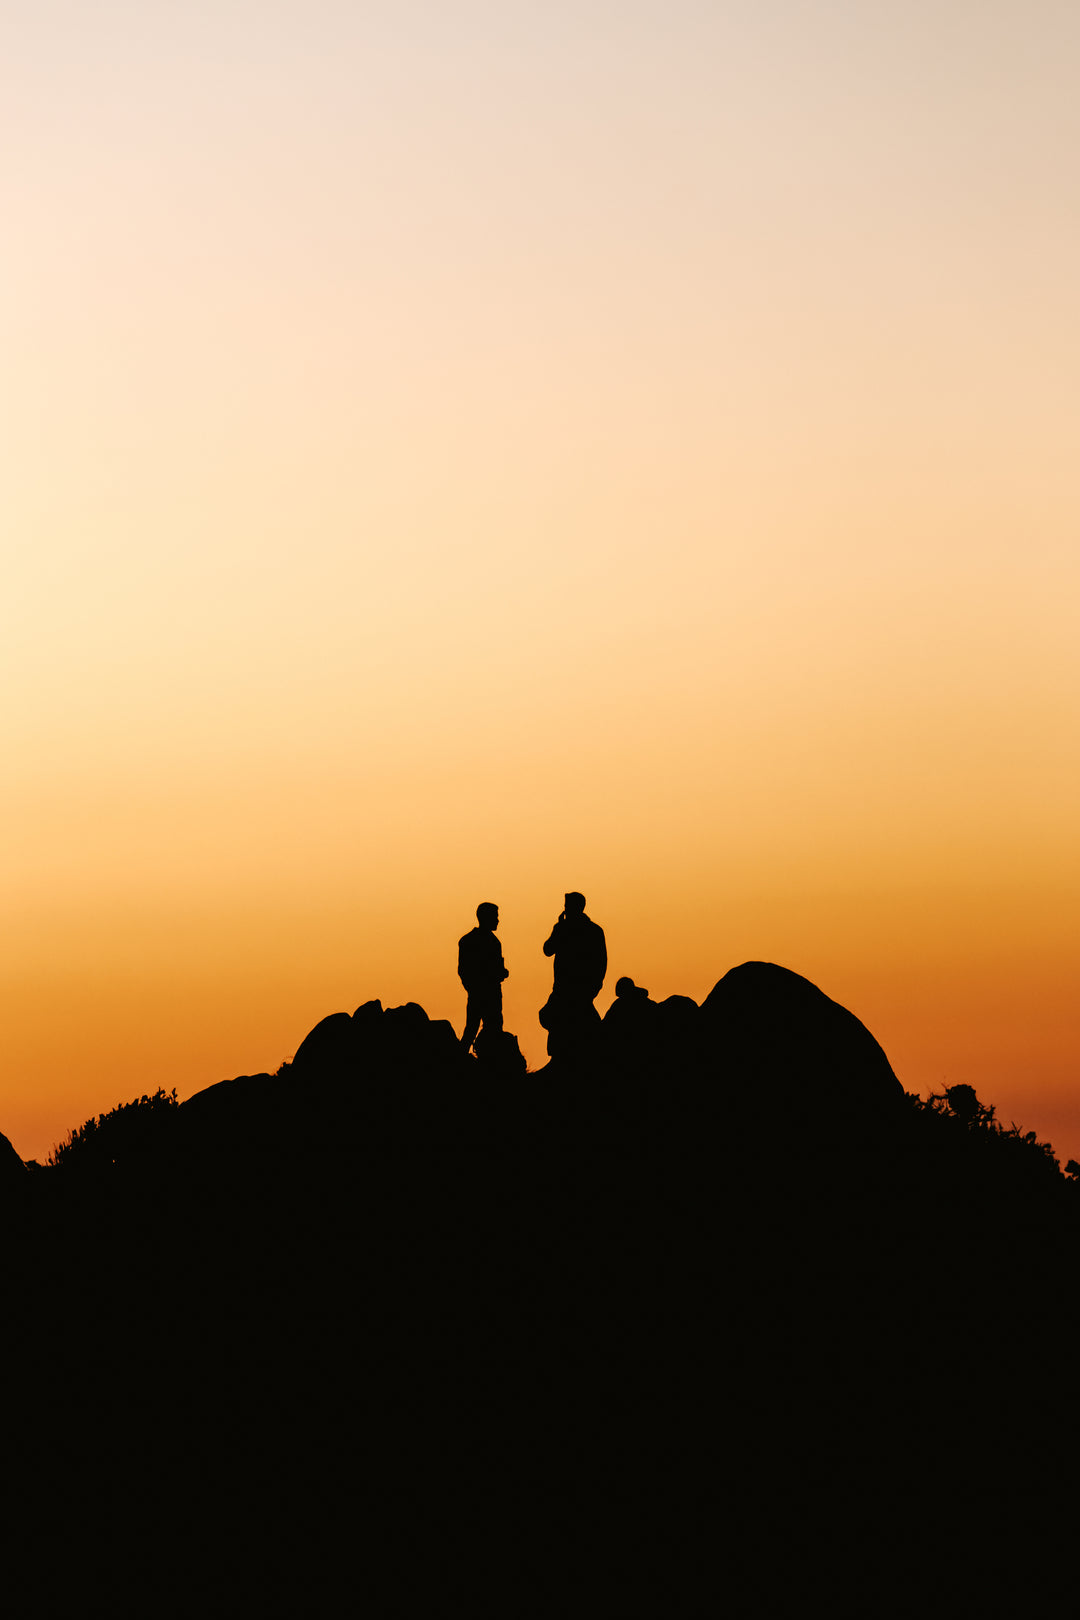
4;963;1078;1607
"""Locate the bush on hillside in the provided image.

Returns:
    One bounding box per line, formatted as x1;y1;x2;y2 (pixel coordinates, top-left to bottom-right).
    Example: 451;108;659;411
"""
48;1088;179;1174
906;1082;1063;1187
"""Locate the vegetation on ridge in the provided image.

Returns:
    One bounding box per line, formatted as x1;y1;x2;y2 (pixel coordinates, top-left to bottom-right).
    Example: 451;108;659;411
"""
47;1086;178;1173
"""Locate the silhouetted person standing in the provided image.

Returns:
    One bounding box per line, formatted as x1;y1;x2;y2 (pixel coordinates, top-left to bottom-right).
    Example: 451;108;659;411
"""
458;902;509;1053
540;892;607;1058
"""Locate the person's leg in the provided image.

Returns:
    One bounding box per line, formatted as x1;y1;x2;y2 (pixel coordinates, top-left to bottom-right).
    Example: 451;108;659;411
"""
461;993;482;1050
561;994;602;1061
474;987;504;1053
540;989;562;1057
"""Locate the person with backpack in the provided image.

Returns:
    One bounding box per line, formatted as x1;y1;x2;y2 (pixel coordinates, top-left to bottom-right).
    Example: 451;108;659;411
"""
539;892;607;1059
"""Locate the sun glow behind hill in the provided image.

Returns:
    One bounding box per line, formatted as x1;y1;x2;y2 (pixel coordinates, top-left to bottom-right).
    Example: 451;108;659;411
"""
4;1;1080;1162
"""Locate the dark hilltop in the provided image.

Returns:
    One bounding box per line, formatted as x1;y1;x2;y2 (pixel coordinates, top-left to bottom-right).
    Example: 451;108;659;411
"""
5;961;1078;1607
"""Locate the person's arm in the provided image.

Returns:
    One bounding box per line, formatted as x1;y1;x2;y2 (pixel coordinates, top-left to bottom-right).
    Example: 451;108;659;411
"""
587;926;607;997
543;916;563;957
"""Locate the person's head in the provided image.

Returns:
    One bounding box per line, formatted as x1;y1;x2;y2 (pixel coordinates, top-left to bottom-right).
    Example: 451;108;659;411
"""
476;902;499;930
564;892;586;916
616;976;649;1001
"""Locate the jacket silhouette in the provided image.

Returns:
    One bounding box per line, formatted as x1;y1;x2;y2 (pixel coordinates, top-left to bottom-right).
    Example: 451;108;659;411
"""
540;892;606;1058
458;902;508;1052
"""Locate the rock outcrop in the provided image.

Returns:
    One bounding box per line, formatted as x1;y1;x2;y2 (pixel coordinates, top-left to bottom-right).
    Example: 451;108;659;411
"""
701;960;902;1115
290;999;464;1078
0;1129;25;1190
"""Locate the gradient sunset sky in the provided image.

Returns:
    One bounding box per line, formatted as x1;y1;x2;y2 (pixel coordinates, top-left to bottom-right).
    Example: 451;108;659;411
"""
5;1;1079;1164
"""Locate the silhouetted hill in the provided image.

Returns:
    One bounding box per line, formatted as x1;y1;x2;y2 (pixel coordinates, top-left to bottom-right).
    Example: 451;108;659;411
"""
702;959;902;1110
5;963;1078;1606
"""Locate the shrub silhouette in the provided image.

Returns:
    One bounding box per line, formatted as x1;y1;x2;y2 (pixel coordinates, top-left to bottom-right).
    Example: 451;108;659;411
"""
47;1087;179;1173
906;1082;1063;1187
943;1082;980;1122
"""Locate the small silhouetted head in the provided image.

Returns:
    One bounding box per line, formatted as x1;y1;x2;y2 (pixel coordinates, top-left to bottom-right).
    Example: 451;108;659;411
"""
476;902;499;929
616;976;649;1001
564;892;586;915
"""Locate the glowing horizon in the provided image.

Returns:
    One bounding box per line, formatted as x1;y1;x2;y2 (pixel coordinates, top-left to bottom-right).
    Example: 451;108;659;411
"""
5;1;1079;1164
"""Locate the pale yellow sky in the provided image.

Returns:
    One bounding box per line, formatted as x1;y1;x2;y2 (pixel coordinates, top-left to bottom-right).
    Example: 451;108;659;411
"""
4;1;1079;1162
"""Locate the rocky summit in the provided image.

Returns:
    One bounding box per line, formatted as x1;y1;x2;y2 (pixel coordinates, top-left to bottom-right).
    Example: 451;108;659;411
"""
4;963;1077;1607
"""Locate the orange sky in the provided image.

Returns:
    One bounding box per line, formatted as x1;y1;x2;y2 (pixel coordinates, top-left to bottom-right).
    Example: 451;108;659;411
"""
5;2;1079;1165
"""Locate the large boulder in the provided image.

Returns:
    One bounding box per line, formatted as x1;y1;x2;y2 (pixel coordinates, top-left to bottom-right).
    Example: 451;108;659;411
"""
382;1002;464;1072
293;1000;467;1081
701;961;902;1117
0;1130;25;1190
291;1012;359;1074
473;1028;528;1077
654;994;702;1050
